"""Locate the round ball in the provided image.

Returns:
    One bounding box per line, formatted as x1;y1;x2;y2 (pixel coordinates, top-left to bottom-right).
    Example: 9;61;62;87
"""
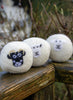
47;34;73;62
24;37;51;66
0;41;33;73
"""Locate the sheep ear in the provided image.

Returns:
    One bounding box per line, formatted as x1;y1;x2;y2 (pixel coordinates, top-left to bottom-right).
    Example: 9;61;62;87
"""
20;50;23;54
23;51;26;56
7;55;11;59
19;50;26;56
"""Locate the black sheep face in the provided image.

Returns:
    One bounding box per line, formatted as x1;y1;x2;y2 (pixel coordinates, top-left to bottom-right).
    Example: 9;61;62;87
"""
7;50;26;67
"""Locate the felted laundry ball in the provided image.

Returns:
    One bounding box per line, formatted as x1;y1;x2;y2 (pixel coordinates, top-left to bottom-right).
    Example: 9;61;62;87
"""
24;37;51;66
0;41;33;73
47;34;73;62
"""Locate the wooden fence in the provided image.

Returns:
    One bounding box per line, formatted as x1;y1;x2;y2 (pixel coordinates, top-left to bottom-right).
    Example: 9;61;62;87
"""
0;60;73;100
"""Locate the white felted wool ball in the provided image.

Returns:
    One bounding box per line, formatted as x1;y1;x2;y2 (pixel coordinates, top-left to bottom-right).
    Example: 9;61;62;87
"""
47;34;73;62
24;37;51;66
0;41;33;73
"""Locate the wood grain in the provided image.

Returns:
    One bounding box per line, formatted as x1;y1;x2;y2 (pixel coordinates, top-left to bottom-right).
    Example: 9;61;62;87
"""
26;84;55;100
0;64;55;100
53;60;73;84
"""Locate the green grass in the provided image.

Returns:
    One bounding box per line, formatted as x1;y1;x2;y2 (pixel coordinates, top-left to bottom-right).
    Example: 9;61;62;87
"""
32;0;73;16
55;82;73;100
55;82;68;100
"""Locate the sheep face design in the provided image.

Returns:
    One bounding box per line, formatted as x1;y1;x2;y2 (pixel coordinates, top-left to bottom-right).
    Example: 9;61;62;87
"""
7;50;26;67
53;39;66;51
32;44;42;58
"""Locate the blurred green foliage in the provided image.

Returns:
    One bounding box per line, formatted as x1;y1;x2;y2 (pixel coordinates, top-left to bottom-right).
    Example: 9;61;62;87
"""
32;0;73;16
31;0;73;40
55;82;73;100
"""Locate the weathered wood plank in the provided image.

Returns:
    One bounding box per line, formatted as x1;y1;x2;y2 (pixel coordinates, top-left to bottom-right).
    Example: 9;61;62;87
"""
32;84;55;100
24;84;55;100
53;60;73;84
0;64;55;100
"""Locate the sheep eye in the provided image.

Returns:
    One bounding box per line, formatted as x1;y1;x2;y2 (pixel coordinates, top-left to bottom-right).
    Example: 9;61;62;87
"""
17;53;22;57
55;40;57;42
12;55;17;59
40;44;42;47
33;47;35;49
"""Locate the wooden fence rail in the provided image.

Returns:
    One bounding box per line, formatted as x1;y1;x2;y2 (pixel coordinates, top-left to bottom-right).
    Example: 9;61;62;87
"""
0;60;73;100
0;64;55;100
53;60;73;84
